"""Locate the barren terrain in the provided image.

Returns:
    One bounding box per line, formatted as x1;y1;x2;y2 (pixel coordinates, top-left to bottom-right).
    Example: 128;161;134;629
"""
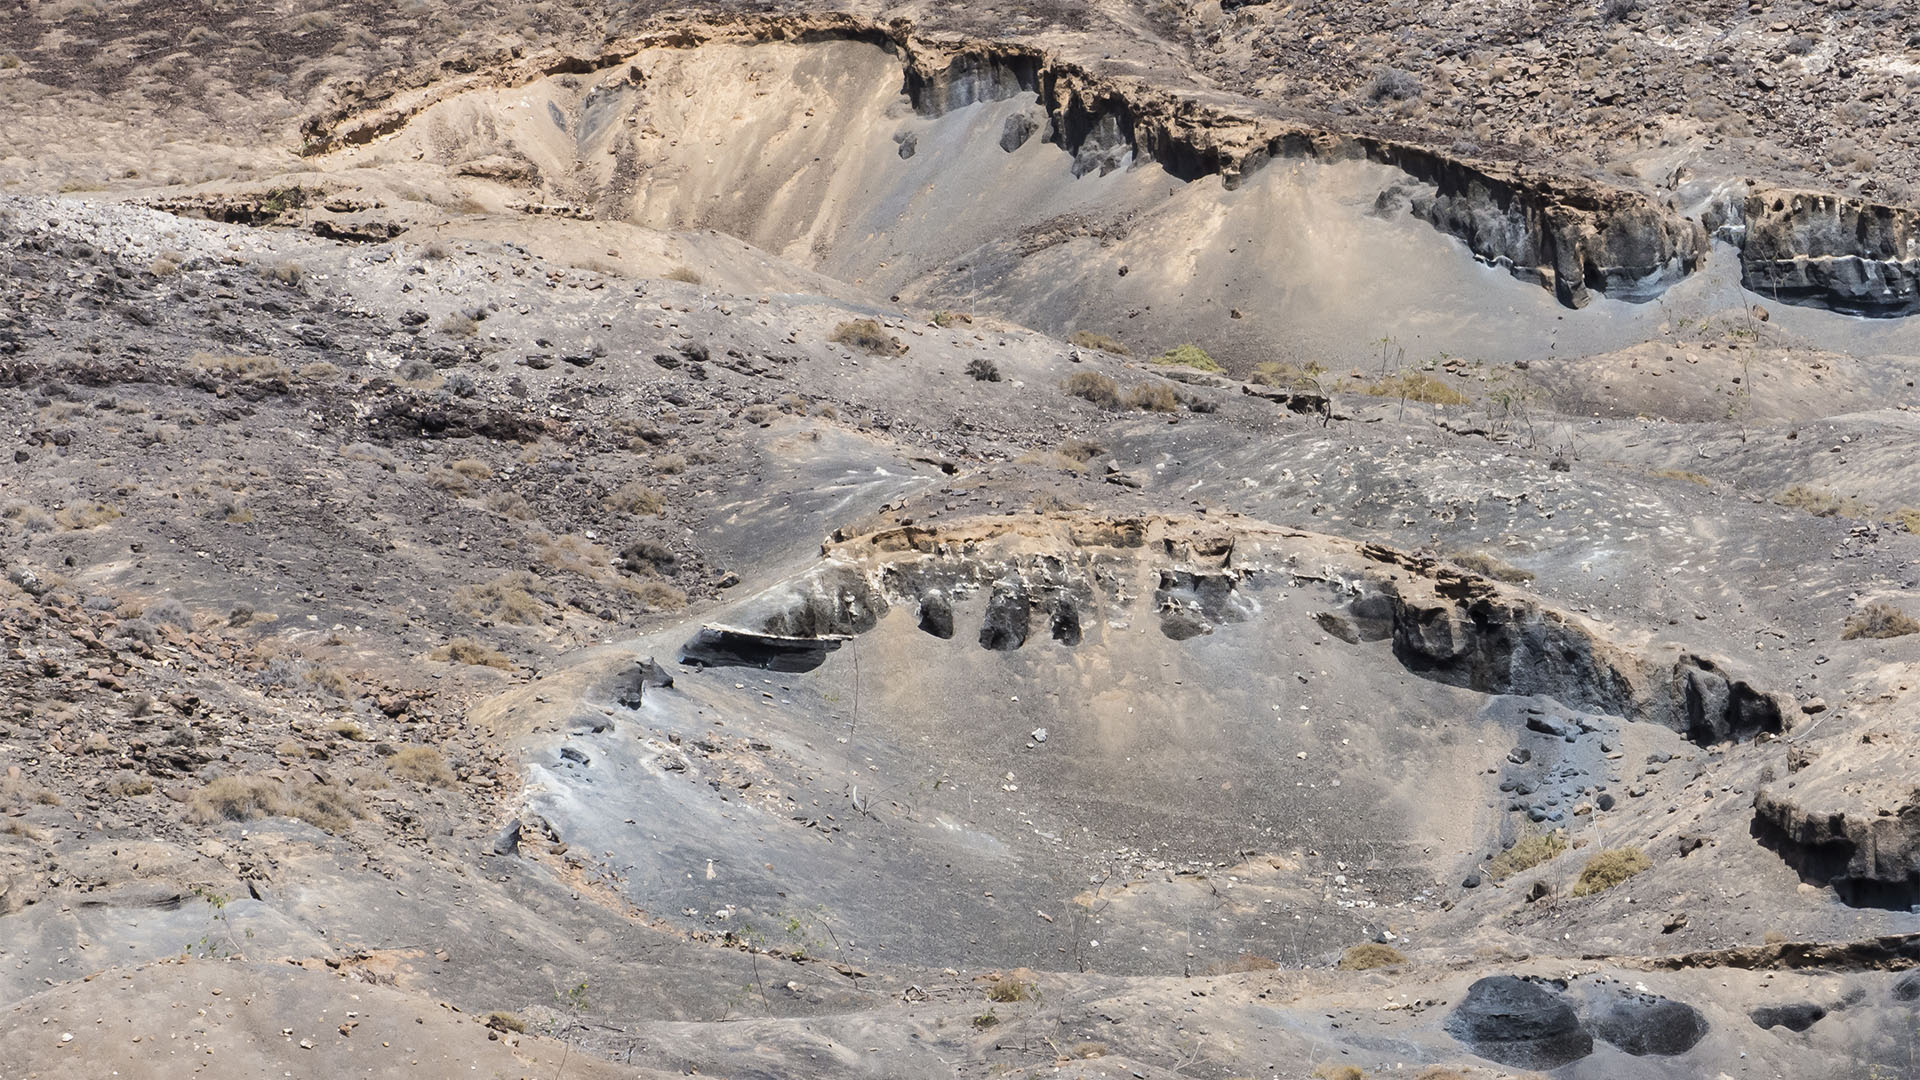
3;2;1920;1079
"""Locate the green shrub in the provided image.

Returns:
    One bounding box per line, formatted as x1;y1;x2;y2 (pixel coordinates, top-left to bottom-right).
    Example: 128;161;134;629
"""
1571;847;1650;897
1151;344;1223;373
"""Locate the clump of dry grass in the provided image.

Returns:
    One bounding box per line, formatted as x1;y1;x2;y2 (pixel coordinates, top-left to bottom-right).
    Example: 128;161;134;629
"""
1337;943;1407;970
1126;382;1179;412
1571;847;1650;897
1448;551;1535;584
454;572;553;624
1;776;61;810
1488;829;1567;880
1363;371;1470;405
1207;954;1280;975
1064;371;1120;408
1843;602;1920;640
191;352;290;382
829;319;904;356
389;746;455;786
984;978;1033;1003
664;266;701;284
105;773;154;797
632;580;688;612
433;636;515;669
1650;469;1712;487
1777;484;1865;518
604;481;664;515
483;491;536;520
1312;1064;1365;1080
448;458;493;480
55;501;120;529
1068;331;1128;355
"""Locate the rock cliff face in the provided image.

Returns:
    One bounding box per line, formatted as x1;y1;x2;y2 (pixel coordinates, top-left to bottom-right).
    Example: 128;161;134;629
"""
681;517;1787;749
293;15;1916;318
1709;190;1920;317
1753;789;1920;909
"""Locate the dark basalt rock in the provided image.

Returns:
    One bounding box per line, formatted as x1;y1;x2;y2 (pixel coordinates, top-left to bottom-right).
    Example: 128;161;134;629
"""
1589;990;1708;1056
1751;789;1920;910
678;628;842;673
1893;971;1920;1002
1444;976;1593;1069
979;582;1031;651
1751;1002;1827;1033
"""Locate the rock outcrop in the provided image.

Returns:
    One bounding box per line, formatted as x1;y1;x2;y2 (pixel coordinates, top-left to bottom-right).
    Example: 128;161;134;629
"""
1709;190;1920;317
1752;788;1920;909
1444;976;1593;1070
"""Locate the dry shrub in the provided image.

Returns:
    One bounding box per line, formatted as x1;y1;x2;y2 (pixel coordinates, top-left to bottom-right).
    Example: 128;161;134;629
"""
1065;371;1120;407
105;773;154;797
652;453;687;475
188;775;284;824
1776;484;1865;518
483;491;536;520
1067;331;1128;355
1126;383;1179;412
1843;603;1920;640
56;501;120;529
304;665;355;699
1;776;61;809
426;468;472;496
325;719;369;741
1207;954;1280;975
1364;371;1470;405
1313;1065;1365;1080
1337;943;1406;970
1413;1069;1468;1080
633;581;688;612
984;979;1033;1003
434;636;514;669
301;361;341;382
191;352;290;381
664;265;701;284
605;481;664;515
1448;551;1535;584
266;261;304;285
1571;847;1650;897
455;572;552;624
1650;469;1712;487
389;746;454;786
2;503;55;533
830;319;904;356
448;458;493;480
1489;829;1567;880
485;1012;527;1033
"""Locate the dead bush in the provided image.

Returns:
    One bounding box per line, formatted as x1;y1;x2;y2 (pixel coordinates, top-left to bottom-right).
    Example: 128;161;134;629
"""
1064;371;1120;408
1363;371;1469;405
1448;551;1535;584
605;481;665;515
1489;829;1567;880
966;357;1002;382
56;501;120;529
1067;331;1128;355
1337;943;1407;970
191;352;290;382
433;636;515;669
389;746;455;786
455;572;553;624
483;491;536;520
1126;383;1179;412
1843;603;1920;640
448;458;493;480
633;580;688;612
664;266;701;284
1571;847;1650;896
830;319;905;356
